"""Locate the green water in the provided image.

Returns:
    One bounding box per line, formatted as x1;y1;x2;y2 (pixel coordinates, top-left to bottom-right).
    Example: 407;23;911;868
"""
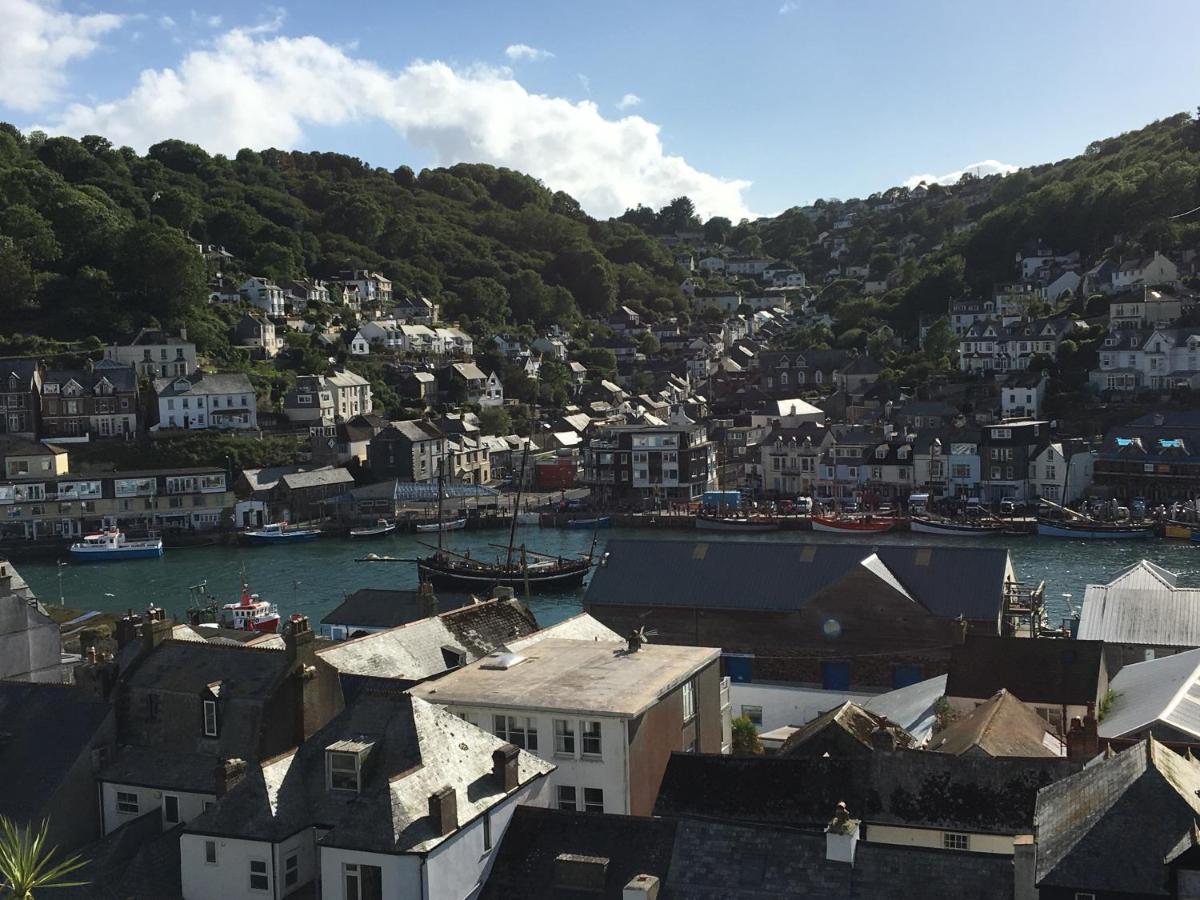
13;526;1200;628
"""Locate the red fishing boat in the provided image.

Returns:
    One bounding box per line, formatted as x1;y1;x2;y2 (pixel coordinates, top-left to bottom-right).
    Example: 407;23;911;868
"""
218;575;281;633
811;514;898;534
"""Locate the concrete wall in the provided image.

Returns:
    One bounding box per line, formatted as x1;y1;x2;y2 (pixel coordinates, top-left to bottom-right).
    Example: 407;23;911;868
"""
101;782;213;836
730;681;877;733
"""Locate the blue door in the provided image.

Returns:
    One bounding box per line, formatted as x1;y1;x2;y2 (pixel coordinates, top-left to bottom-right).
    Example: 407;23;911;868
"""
821;661;850;691
892;664;923;689
725;654;754;684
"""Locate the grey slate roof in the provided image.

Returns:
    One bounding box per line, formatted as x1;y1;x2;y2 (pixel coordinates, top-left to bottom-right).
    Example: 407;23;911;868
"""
928;689;1062;758
279;467;355;489
319;588;474;629
1034;739;1200;894
585;539;1012;621
152;371;254;397
655;750;1079;835
60;812;183;899
0;682;112;823
946;636;1104;706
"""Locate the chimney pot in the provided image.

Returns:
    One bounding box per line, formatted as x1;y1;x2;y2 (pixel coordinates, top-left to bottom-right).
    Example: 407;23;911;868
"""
492;743;520;791
214;758;246;798
623;874;661;900
429;785;458;836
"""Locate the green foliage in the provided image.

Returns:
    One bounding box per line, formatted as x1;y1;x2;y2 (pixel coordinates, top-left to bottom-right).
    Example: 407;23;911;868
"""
731;716;762;755
477;405;512;436
0;816;88;899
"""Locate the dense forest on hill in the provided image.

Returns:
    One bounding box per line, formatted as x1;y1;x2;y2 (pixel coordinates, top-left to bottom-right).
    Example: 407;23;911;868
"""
0;125;686;353
0;111;1198;357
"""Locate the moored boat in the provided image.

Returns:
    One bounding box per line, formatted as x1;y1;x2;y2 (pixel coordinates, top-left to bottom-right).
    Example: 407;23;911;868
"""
219;576;281;633
69;529;164;562
239;523;322;544
349;519;396;539
1036;519;1155;539
569;516;611;529
695;514;779;532
415;517;467;533
909;515;1006;536
1164;521;1195;540
811;514;897;534
416;550;592;593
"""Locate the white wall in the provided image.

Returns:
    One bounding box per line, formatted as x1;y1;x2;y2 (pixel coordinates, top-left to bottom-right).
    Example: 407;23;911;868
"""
320;847;418;900
447;705;630;815
729;682;876;733
180;833;284;900
101;782;213;835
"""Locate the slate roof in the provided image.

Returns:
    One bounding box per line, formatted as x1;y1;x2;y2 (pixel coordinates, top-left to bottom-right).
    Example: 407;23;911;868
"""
946;636;1104;706
0;357;38;383
861;674;948;744
1035;739;1200;894
319;588;474;630
1078;560;1200;647
60;812;183;899
0;683;112;823
43;366;137;393
187;692;553;854
778;701;916;755
279;467;355;490
928;689;1063;758
152;372;254;397
585;539;1012;622
485;807;1017;900
655;750;1078;835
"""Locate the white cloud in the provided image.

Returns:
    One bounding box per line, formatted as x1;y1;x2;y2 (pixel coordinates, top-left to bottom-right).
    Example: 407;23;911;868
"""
779;1;800;13
903;159;1018;188
208;15;223;27
504;43;554;62
617;93;641;111
158;15;176;29
0;0;122;112
577;73;591;94
41;29;756;220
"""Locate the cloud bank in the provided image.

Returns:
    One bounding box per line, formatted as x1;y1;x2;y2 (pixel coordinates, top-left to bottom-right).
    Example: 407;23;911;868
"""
40;28;756;220
903;159;1018;188
1;0;122;112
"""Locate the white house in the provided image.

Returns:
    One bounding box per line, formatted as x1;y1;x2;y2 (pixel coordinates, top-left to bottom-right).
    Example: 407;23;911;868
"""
1111;251;1179;291
152;373;257;431
411;637;727;817
1029;440;1093;505
697;256;725;273
1001;371;1048;419
324;370;373;420
178;694;553;900
1091;327;1200;393
349;330;370;356
436;326;474;356
240;277;286;317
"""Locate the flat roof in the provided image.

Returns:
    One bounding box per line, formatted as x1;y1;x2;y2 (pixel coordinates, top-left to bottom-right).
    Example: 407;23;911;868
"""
410;637;720;718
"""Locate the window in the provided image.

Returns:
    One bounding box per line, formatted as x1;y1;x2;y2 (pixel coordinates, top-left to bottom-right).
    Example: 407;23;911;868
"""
557;785;577;811
344;863;383;900
583;788;604;813
249;859;269;892
116;791;139;815
741;705;763;727
681;679;696;721
328;751;361;792
284;853;299;887
163;794;179;824
942;832;970;851
1073;894;1096;900
204;840;217;865
203;700;218;737
494;715;538;751
581;721;602;757
553;719;575;756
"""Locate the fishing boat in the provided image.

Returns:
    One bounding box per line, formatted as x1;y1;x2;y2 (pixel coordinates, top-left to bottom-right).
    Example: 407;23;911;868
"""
909;515;1006;536
1037;519;1155;539
69;529;163;562
812;514;897;534
695;514;779;532
569;516;611;529
238;523;322;544
416;548;592;592
349;519;397;539
218;576;281;633
415;517;467;533
1164;521;1195;540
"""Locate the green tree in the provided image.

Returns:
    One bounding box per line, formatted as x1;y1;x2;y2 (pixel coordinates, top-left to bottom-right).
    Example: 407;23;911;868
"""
0;238;35;314
0;816;88;899
731;716;762;755
638;332;660;356
477;404;512;436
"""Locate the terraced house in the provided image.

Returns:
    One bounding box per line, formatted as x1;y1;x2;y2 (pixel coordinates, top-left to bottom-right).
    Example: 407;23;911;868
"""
40;363;139;440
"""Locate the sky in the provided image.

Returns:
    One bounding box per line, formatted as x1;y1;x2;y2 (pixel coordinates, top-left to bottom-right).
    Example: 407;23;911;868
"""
4;0;1200;221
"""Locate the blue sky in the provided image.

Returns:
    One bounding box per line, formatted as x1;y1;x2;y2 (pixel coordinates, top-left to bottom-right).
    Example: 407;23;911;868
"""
4;0;1199;220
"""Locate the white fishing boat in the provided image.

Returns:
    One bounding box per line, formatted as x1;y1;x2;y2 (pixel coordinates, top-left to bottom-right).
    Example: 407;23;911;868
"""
909;515;1006;536
349;519;397;539
415;517;467;533
69;529;164;562
239;523;322;544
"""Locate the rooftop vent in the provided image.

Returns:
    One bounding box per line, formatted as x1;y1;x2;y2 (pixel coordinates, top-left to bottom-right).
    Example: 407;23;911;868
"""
555;854;609;893
623;874;661;900
480;652;527;671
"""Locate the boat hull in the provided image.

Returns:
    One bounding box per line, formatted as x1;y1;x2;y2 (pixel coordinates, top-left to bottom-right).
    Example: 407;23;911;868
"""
909;517;1005;536
569;517;611;529
239;531;321;544
415;518;467;533
416;558;590;593
1164;522;1194;540
695;516;779;532
350;524;397;539
1037;521;1154;539
69;544;163;562
811;517;895;534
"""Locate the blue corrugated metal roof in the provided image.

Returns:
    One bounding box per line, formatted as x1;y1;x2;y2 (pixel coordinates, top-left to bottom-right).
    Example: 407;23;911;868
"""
584;539;1010;621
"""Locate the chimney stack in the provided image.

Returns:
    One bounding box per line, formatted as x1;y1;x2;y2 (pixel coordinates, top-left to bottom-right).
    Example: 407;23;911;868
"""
428;786;458;836
1012;835;1037;900
285;614;316;666
140;606;172;654
492;743;520;792
623;875;661;900
493;586;515;601
869;726;898;753
825;802;860;866
418;581;438;618
115;611;143;649
1066;703;1099;759
214;758;247;798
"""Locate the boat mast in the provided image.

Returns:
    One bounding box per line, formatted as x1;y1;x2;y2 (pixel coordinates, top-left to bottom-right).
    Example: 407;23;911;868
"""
437;429;447;553
505;440;530;571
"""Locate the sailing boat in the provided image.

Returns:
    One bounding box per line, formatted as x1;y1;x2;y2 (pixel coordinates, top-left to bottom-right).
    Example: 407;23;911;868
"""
414;428;593;592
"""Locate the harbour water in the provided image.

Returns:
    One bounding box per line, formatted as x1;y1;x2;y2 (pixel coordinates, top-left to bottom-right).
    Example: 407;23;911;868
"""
13;527;1200;628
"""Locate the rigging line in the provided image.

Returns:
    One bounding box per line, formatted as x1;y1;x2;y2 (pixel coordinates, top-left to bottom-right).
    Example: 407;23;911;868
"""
1168;204;1200;220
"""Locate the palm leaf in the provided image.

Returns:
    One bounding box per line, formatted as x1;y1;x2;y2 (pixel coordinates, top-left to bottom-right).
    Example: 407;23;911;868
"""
0;816;88;899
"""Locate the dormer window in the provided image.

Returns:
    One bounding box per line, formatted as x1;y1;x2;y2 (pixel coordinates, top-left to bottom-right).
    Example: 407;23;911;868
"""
203;700;219;737
326;739;374;793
